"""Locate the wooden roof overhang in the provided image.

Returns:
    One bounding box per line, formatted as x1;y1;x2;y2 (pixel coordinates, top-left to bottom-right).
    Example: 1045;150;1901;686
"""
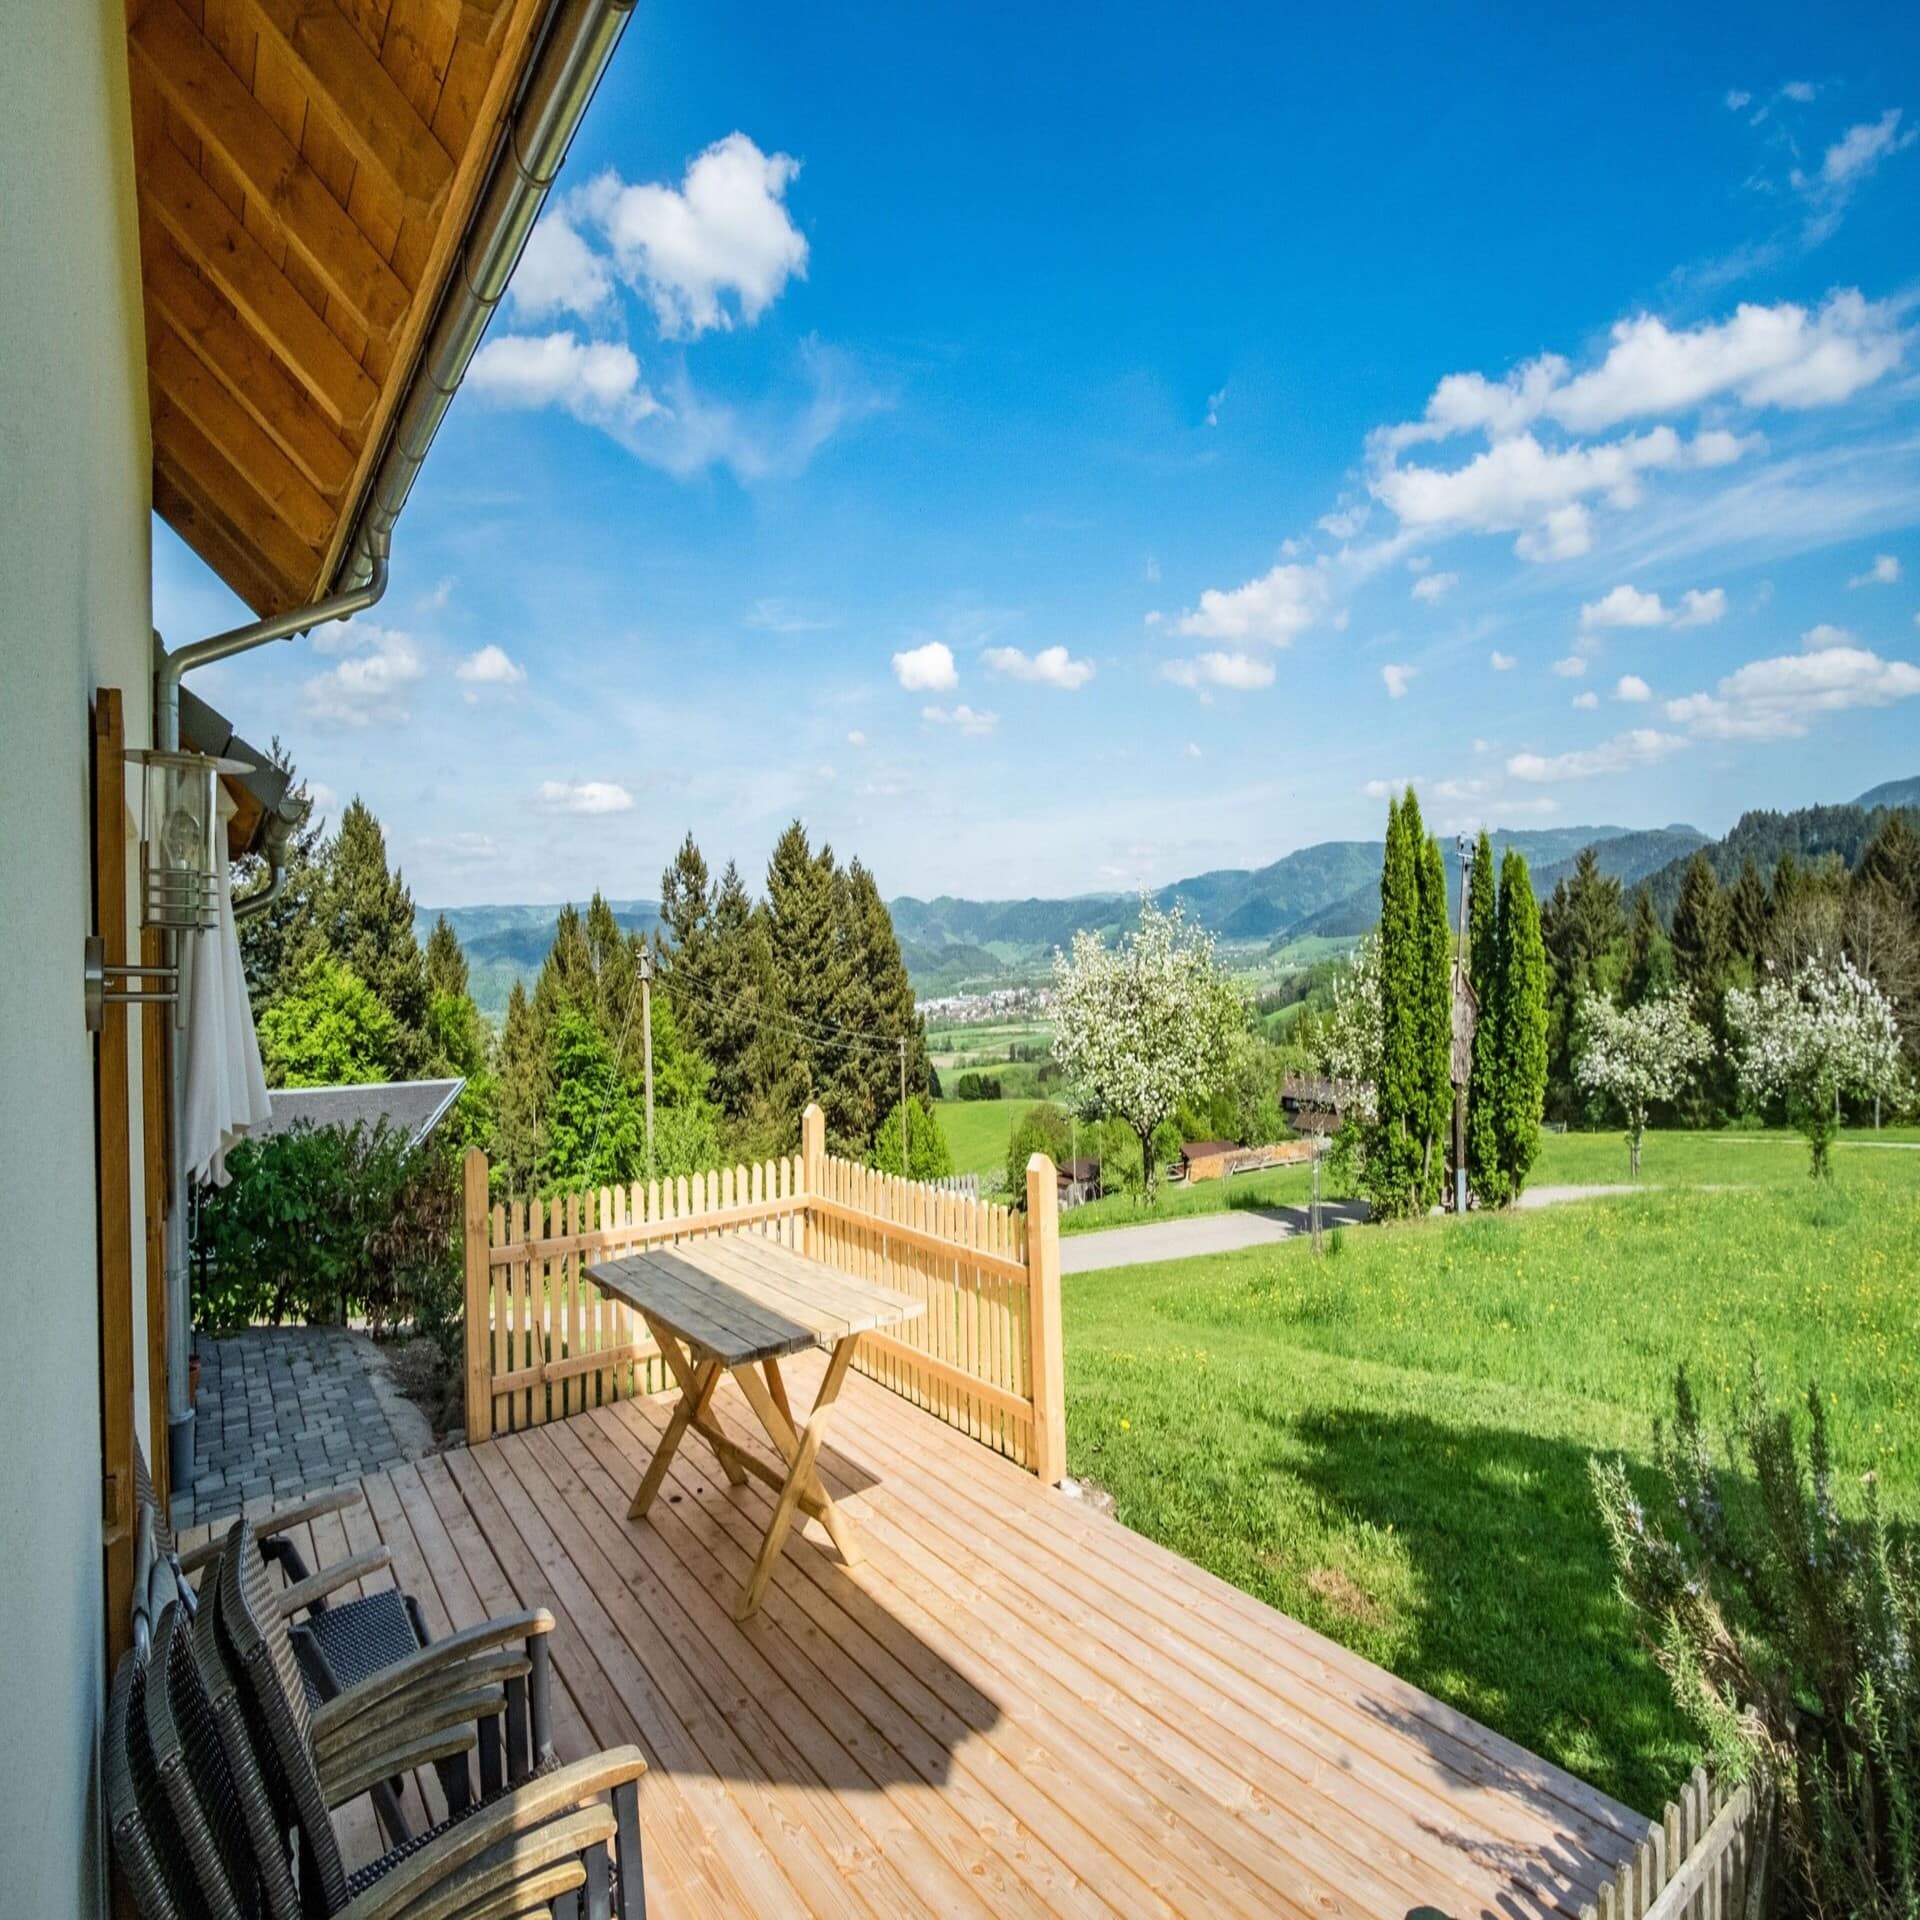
127;0;560;616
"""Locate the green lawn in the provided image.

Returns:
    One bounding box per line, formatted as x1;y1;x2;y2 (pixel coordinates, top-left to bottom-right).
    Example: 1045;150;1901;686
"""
931;1097;1028;1179
1063;1136;1920;1816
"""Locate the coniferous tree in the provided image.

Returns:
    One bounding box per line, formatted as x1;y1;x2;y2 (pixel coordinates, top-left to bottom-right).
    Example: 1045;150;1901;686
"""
697;861;774;1116
1491;849;1548;1198
491;979;546;1196
1414;818;1454;1206
1542;848;1628;1117
1729;854;1770;969
658;832;716;1049
424;914;469;1000
763;820;840;1103
1622;889;1673;1006
311;799;431;1075
1368;791;1424;1217
235;739;326;1006
1465;829;1504;1206
1672;852;1736;1123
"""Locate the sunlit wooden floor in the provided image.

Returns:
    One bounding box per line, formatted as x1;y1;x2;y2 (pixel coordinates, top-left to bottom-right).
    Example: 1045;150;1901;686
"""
188;1355;1645;1917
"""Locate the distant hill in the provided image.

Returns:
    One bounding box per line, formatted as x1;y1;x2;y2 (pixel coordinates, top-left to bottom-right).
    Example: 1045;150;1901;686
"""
414;899;660;1021
1855;775;1920;813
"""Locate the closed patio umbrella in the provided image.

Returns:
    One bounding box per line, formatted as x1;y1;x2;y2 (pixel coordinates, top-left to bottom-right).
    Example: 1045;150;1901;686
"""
182;784;272;1187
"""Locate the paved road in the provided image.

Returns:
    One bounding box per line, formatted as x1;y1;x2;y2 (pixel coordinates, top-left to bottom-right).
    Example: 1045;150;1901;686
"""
1060;1201;1371;1274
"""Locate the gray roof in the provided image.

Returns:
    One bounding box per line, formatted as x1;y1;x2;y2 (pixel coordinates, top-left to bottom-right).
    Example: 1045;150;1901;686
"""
257;1078;465;1149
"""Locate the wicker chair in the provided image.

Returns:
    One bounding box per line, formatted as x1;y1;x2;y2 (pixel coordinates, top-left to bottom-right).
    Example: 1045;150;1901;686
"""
195;1517;647;1919
106;1640;211;1920
136;1441;434;1712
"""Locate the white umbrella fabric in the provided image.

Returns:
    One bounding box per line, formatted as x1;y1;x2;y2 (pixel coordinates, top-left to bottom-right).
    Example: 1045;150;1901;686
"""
181;783;273;1187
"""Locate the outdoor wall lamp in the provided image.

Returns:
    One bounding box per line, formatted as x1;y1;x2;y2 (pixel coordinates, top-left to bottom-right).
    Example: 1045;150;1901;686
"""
125;747;246;931
82;934;177;1032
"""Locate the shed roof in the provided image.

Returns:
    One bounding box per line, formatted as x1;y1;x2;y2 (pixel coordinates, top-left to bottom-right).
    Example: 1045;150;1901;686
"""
256;1077;464;1149
1179;1140;1242;1160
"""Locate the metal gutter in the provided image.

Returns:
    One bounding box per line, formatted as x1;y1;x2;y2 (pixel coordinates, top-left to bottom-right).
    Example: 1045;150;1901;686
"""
154;0;637;1490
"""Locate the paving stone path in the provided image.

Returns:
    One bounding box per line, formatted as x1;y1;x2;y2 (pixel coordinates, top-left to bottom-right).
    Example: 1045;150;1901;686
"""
179;1325;434;1531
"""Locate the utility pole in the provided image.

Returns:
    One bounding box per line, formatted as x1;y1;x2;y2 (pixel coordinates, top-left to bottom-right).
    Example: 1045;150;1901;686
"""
899;1036;909;1172
639;946;656;1185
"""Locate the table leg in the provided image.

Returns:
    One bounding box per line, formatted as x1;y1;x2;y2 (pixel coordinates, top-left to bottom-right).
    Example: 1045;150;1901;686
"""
735;1340;860;1620
650;1322;747;1489
734;1356;863;1571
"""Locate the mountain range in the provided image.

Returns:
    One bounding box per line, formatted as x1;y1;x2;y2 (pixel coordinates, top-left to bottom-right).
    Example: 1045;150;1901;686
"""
422;778;1915;1014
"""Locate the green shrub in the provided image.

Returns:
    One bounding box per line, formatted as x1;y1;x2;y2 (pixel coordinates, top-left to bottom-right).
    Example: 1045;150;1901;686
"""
195;1121;460;1343
1592;1363;1920;1916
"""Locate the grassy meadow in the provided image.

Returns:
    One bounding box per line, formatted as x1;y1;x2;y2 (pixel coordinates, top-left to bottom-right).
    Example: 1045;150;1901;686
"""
1062;1136;1920;1815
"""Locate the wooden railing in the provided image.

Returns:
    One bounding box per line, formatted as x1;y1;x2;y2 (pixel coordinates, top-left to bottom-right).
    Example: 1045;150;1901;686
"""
1582;1767;1765;1920
462;1104;1067;1480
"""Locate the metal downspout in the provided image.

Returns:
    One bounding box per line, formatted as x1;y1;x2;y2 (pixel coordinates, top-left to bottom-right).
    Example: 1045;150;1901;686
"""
153;0;636;1494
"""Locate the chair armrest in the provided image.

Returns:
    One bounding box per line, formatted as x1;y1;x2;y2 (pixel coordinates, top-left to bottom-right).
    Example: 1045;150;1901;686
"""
313;1651;531;1763
176;1485;366;1575
333;1750;645;1920
274;1546;393;1619
311;1610;554;1732
341;1804;618;1920
320;1717;484;1810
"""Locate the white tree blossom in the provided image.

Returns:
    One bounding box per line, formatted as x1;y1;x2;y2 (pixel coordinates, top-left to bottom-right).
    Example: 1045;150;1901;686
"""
1318;933;1381;1123
1573;991;1712;1177
1050;898;1245;1203
1726;953;1905;1177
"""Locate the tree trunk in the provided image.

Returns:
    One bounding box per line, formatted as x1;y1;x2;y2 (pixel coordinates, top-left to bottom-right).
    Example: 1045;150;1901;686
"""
1139;1125;1158;1206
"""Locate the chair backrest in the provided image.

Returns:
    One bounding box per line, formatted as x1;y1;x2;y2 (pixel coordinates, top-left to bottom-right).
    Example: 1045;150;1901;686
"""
105;1645;195;1920
133;1439;177;1561
189;1573;304;1920
214;1516;350;1913
145;1599;261;1920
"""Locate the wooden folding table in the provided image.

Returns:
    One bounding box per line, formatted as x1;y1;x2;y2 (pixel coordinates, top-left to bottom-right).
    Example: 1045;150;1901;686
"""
586;1235;924;1618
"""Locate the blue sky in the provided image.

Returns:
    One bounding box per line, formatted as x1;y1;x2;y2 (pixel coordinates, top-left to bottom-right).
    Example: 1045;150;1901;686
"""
157;1;1920;907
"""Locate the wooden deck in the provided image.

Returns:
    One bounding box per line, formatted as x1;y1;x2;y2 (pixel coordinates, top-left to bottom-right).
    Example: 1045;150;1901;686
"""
191;1356;1645;1917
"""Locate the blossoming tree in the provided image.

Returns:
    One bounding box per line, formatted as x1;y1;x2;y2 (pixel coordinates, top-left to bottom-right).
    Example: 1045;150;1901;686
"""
1320;932;1382;1117
1726;954;1905;1178
1572;990;1712;1177
1050;898;1244;1205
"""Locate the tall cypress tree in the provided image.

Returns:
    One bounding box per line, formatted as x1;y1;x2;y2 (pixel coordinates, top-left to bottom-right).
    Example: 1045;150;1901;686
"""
1465;829;1504;1206
311;798;430;1075
1492;849;1547;1198
1414;816;1453;1207
1368;791;1423;1217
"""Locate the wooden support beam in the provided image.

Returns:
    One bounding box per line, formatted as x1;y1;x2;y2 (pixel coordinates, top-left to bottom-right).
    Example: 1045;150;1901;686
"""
153;469;294;616
154;395;325;593
239;0;455;214
141;223;358;498
148;321;337;550
132;0;412;339
143;137;378;436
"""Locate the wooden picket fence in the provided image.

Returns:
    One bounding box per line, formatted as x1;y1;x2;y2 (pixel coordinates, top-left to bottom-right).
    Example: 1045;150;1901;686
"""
462;1104;1066;1480
1583;1767;1766;1920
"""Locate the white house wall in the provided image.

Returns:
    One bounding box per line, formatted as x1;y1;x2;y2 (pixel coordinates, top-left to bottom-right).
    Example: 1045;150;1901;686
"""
0;2;154;1911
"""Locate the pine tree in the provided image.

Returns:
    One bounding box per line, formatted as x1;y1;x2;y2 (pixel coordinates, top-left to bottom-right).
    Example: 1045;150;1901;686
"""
235;739;325;1007
1465;829;1504;1206
1414;816;1453;1207
764;820;839;1104
1671;852;1734;1123
311;799;431;1075
658;832;716;1051
1542;847;1627;1118
491;979;546;1196
698;861;772;1116
1368;791;1424;1217
1621;889;1673;1006
1729;855;1770;968
1492;849;1548;1198
424;914;469;999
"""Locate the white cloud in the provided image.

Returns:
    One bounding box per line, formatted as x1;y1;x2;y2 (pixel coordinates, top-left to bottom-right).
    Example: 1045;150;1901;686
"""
1848;553;1901;588
1664;640;1920;741
575;135;807;339
1552;654;1588;678
1506;729;1689;781
1725;89;1752;111
1571;689;1599;710
921;703;999;736
468;331;656;426
745;597;834;632
1819;110;1916;191
1363;776;1420;800
535;779;634;814
508;209;614;321
301;625;424;727
1615;674;1653;702
1803;622;1856;649
846;729;867;747
1381;292;1905;449
892;640;958;691
1410;570;1459;604
416;831;503;866
454;644;526;687
1175;561;1328;646
1381;663;1417;699
1318;504;1369;540
1161;651;1276;692
1579;582;1728;631
1184;741;1202;759
1489;650;1517;671
1205;386;1227;427
982;644;1095;690
417;576;455;612
1374;427;1757;561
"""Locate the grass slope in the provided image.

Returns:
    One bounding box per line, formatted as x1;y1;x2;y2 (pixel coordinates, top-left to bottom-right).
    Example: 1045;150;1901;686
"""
933;1098;1032;1177
1063;1134;1920;1815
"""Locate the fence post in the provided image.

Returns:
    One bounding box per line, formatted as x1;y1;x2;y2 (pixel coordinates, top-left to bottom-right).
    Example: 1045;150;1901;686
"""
801;1103;826;1259
463;1147;493;1444
1025;1153;1066;1484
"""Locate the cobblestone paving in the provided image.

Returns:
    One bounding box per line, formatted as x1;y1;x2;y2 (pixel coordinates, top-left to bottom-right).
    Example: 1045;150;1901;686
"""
179;1326;431;1530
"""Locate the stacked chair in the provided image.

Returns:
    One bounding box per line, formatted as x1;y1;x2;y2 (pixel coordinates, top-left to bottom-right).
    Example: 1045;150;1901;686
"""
108;1501;647;1918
